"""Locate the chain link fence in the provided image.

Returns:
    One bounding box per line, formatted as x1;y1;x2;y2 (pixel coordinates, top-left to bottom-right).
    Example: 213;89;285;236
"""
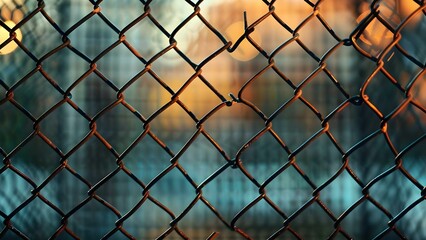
0;0;425;239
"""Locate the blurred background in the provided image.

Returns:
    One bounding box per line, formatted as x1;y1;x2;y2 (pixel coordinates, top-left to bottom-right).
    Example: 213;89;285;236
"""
0;0;425;239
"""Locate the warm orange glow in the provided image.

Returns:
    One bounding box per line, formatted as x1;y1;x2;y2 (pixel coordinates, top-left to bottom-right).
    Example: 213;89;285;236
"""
0;20;22;55
398;0;422;27
356;11;394;49
225;21;262;62
357;0;422;50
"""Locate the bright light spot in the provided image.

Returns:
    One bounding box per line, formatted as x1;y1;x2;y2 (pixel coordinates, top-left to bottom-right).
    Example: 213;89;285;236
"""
0;20;22;55
225;21;261;62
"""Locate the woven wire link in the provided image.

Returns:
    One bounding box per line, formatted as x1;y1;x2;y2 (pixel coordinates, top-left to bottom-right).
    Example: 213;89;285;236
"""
0;0;425;239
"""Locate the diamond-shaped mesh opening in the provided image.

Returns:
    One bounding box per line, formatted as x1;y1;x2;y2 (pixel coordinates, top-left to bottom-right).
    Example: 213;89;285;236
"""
95;104;145;154
11;135;59;183
123;134;172;184
116;198;174;239
368;170;421;216
364;71;407;116
11;71;63;118
200;167;260;222
409;70;426;109
286;202;336;239
174;16;224;64
299;72;349;117
294;134;343;186
382;47;424;87
241;68;294;116
196;50;256;97
239;132;287;183
122;72;168;118
202;103;265;157
386;105;425;152
297;16;339;58
233;198;286;238
178;135;227;185
271;99;323;151
338;199;391;239
40;168;88;213
40;47;89;90
67;137;118;185
319;45;359;95
67;14;118;60
346;134;396;183
177;77;224;119
66;198;119;239
273;42;320;87
250;13;294;54
124;16;171;62
146;167;196;216
265;166;313;214
0;49;35;87
39;102;90;153
23;13;64;58
318;0;358;37
148;0;194;34
353;16;395;57
9;197;61;239
98;1;144;31
327;102;380;151
146;103;196;152
173;200;231;239
393;201;426;240
150;51;196;91
0;101;33;153
275;1;315;28
0;168;34;214
68;72;117;118
90;43;144;89
95;170;143;214
319;170;363;216
44;0;93;31
401;145;426;186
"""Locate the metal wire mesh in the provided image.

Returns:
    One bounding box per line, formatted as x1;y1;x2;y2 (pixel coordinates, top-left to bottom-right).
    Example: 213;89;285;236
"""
0;0;425;239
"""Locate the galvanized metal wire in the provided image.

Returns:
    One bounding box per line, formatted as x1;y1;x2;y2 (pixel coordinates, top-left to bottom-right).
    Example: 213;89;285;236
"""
0;0;425;239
